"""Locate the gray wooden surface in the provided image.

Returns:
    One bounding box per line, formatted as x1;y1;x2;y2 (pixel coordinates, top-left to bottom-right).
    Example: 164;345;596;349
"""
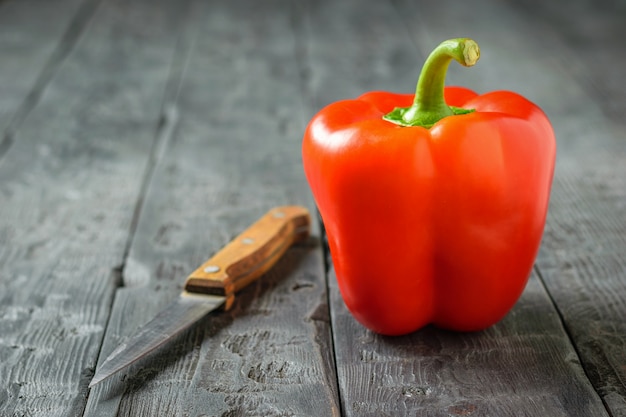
0;0;624;416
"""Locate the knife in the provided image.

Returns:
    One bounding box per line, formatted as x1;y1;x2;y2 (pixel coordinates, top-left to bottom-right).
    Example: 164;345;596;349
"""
89;205;310;387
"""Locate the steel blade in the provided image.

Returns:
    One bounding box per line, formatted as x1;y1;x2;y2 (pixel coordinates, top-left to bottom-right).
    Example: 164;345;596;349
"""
89;292;225;387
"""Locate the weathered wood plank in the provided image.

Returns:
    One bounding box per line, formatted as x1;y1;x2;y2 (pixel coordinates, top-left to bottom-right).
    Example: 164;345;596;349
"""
297;0;419;112
330;269;607;417
538;168;626;416
506;0;626;122
301;0;615;414
502;1;626;414
84;0;340;415
0;0;190;415
0;0;97;152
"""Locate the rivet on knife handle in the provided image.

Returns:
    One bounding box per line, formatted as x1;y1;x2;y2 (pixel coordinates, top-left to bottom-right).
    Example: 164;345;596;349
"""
184;206;310;310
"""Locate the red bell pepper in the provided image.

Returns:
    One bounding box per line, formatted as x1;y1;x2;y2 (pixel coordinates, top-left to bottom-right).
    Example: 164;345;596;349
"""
302;38;556;335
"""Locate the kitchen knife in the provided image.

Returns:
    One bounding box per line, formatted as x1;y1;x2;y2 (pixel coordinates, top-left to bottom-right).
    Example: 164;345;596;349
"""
89;205;310;387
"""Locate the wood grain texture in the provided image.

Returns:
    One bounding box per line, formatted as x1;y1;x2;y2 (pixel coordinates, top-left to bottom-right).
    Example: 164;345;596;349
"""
0;0;190;415
330;268;608;417
185;206;311;308
539;168;626;416
0;0;93;153
506;0;626;122
84;0;340;415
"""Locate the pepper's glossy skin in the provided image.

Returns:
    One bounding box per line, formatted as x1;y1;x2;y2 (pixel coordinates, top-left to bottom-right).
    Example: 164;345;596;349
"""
302;87;556;335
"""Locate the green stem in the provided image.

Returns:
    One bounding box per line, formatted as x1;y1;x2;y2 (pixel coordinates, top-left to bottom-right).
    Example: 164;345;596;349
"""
383;38;480;128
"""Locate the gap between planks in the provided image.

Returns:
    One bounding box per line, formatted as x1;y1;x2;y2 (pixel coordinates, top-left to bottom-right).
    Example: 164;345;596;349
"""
0;0;103;162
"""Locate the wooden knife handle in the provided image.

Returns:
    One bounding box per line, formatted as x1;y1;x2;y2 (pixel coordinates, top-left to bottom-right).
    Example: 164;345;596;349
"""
184;206;310;310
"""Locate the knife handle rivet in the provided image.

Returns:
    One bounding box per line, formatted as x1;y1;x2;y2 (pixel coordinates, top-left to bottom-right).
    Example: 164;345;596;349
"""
204;265;220;273
241;237;254;245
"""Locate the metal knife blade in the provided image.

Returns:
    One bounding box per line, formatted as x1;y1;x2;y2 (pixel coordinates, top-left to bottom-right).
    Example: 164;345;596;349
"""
89;205;310;387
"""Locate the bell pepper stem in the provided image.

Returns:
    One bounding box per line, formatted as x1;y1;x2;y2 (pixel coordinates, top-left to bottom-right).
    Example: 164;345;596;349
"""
384;38;480;128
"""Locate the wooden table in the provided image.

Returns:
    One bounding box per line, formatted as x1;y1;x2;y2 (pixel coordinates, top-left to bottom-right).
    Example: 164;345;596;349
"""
1;0;624;415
